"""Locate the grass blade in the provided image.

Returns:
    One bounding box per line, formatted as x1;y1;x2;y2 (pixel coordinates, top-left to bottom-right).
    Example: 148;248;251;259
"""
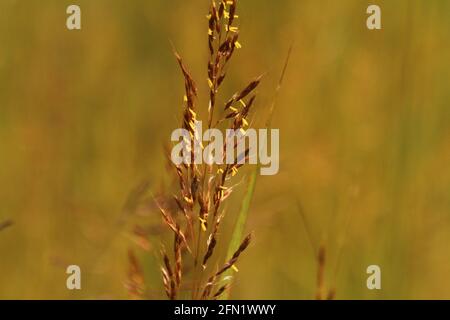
221;166;258;299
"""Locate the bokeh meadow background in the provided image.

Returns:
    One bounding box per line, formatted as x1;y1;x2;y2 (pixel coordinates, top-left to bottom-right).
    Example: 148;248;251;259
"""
0;0;449;299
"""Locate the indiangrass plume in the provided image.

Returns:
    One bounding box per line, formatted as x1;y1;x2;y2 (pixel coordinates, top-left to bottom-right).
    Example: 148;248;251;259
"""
127;0;262;300
123;0;296;300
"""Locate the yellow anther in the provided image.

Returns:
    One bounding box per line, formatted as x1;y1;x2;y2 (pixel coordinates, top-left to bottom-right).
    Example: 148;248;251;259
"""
199;217;207;232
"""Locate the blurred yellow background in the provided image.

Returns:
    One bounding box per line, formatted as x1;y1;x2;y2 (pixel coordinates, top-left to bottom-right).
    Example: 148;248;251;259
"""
0;0;449;299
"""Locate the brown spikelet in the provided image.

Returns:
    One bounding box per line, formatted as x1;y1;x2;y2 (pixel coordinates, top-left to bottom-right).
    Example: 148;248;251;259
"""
224;75;262;111
201;274;217;300
218;1;225;19
161;266;171;299
202;213;224;269
200;233;251;300
174;226;183;287
173;51;198;100
156;201;192;253
213;284;230;299
228;0;237;26
216;233;252;276
161;247;177;300
174;194;194;239
126;250;146;299
162;247;173;280
315;244;326;300
236;75;263;101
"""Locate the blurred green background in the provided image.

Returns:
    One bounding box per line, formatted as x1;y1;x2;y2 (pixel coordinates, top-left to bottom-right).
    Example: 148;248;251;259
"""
0;0;449;299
